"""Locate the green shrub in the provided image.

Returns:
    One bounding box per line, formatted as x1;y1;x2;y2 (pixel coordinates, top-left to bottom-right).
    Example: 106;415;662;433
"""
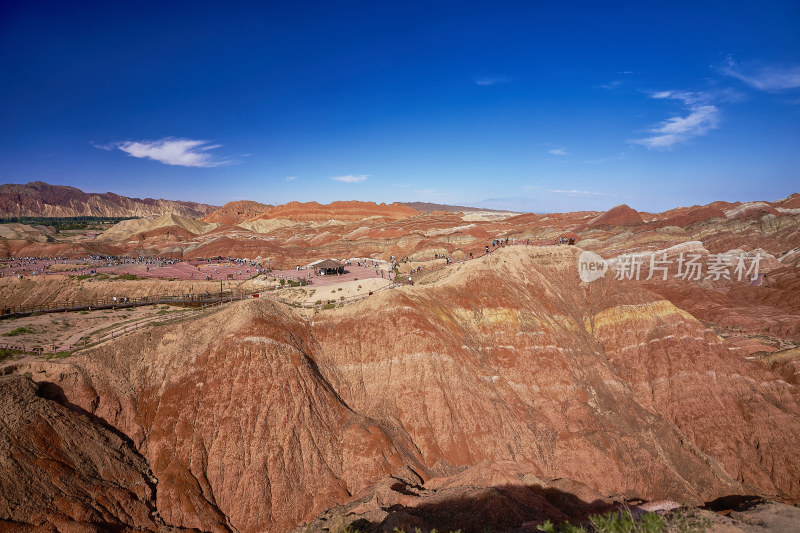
3;326;33;337
0;348;19;362
536;505;706;533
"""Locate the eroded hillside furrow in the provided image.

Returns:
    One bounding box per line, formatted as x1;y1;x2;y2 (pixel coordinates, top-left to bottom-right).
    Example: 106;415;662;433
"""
2;246;800;532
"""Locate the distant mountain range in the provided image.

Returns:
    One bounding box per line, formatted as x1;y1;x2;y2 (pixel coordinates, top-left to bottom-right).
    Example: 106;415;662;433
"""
0;182;517;220
400;201;515;214
0;181;218;219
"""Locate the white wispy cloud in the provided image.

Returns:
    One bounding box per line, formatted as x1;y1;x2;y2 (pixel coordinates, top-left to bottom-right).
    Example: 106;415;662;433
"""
475;75;511;86
97;137;229;167
633;91;719;149
600;80;623;90
90;141;116;151
331;174;368;183
549;189;612;196
285;176;297;182
720;58;800;92
548;147;569;156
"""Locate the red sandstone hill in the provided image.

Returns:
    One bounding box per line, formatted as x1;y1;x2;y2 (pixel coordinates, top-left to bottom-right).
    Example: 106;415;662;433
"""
3;246;800;531
774;193;800;209
202;200;274;225
585;204;644;228
650;205;727;229
249;200;421;222
0;181;218;218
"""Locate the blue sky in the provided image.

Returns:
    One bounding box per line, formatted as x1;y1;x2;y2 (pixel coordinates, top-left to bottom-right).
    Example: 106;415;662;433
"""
1;1;798;212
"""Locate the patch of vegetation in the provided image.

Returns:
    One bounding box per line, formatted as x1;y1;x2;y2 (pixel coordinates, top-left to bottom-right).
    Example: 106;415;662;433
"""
315;300;322;305
45;351;72;360
0;348;22;362
3;326;34;337
157;310;169;315
322;303;336;310
94;273;110;280
534;506;711;533
113;274;140;281
0;215;139;231
337;287;342;291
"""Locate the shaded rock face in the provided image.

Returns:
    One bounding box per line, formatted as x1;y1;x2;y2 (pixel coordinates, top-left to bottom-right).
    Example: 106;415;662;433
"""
0;375;161;531
296;463;617;533
3;247;800;532
0;181;217;218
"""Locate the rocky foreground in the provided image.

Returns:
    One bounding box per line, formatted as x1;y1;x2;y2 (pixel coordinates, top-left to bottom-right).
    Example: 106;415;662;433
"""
1;246;799;532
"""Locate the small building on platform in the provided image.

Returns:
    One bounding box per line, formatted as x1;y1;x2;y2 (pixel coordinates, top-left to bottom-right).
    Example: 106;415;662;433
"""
314;259;345;276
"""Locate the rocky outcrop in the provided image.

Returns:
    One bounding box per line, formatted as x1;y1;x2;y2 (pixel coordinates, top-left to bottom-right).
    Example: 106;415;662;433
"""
9;302;427;532
0;375;163;531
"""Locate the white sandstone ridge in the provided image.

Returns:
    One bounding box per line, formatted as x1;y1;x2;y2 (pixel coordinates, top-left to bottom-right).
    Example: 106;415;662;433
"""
424;224;476;237
0;223;53;243
724;201;800;218
98;213;219;241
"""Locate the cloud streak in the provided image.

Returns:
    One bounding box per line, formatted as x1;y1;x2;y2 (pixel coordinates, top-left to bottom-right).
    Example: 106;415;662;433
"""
549;189;612;196
331;174;368;183
548;147;568;156
720;59;800;92
285;176;297;182
475;75;511;86
97;137;228;167
633;91;719;149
